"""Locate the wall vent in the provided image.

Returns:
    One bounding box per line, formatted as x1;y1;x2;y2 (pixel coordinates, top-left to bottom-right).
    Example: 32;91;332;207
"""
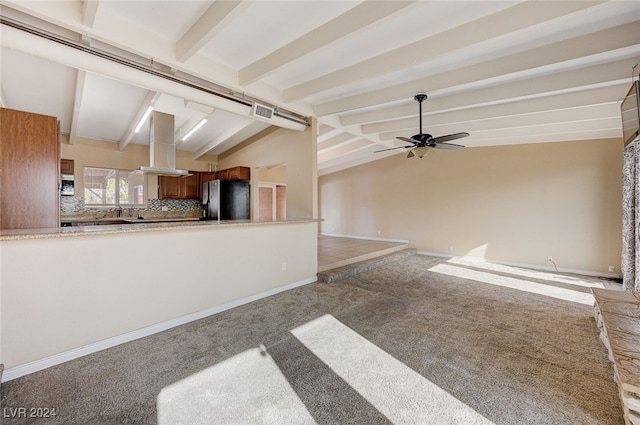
251;102;274;120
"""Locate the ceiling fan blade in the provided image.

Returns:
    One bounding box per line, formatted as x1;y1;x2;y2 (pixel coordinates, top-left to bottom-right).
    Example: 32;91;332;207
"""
431;132;469;144
432;142;465;150
393;96;468;157
396;136;418;144
373;145;412;153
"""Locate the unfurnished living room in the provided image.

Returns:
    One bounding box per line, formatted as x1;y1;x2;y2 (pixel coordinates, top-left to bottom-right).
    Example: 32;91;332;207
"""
1;1;640;424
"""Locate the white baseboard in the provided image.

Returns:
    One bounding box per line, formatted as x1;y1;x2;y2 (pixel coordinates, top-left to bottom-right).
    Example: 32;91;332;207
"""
318;235;618;278
2;276;318;382
320;233;409;244
416;251;621;279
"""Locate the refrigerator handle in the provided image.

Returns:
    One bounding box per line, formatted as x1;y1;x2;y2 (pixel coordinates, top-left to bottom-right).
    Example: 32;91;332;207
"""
201;181;209;205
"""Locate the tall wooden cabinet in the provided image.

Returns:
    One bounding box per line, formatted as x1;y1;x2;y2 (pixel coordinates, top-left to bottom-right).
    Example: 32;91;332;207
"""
1;108;60;229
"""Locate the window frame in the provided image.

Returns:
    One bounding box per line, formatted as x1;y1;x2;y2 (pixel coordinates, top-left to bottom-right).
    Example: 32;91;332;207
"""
83;166;147;207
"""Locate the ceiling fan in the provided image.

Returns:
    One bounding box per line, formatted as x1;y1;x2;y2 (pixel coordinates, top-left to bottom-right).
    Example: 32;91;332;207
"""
374;93;469;158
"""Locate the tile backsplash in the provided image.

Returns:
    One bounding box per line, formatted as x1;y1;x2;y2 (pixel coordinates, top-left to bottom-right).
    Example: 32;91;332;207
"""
60;196;86;214
61;197;204;219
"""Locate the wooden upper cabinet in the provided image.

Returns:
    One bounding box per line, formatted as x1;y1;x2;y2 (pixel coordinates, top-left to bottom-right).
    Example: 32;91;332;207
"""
60;158;74;175
227;166;250;181
157;167;250;200
158;173;200;199
215;166;250;181
216;169;229;180
183;173;199;198
158;175;181;199
1;108;60;229
200;172;217;184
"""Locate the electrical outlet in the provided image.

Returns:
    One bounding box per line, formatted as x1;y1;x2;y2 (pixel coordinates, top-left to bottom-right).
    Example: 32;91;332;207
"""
608;265;615;273
449;246;454;252
547;256;553;262
377;230;381;236
281;262;287;271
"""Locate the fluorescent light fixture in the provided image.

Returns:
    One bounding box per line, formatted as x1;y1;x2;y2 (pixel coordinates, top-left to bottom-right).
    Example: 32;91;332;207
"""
181;119;208;141
134;106;154;133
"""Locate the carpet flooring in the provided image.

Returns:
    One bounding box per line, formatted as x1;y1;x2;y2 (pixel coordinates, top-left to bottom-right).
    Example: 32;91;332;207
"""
0;254;624;424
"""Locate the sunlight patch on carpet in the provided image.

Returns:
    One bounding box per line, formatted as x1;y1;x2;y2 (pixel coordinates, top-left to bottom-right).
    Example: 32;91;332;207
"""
446;256;608;289
157;347;316;425
292;314;496;425
429;263;594;305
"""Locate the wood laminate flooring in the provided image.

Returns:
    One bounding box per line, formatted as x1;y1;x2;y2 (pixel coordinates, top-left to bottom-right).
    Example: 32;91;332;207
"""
318;235;408;272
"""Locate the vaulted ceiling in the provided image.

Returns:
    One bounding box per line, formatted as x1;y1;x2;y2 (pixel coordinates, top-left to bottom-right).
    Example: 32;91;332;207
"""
1;1;639;176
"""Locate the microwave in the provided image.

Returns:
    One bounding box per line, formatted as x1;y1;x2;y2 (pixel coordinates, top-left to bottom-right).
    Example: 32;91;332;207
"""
61;174;74;196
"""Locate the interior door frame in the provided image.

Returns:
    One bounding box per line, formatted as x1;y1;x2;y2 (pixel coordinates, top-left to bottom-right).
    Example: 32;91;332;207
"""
258;181;286;220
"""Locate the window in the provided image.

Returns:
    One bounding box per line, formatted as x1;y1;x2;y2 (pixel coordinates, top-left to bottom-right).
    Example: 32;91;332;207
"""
84;167;146;206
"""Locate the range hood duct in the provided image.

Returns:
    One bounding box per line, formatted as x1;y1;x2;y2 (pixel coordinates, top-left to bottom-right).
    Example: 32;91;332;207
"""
136;111;190;176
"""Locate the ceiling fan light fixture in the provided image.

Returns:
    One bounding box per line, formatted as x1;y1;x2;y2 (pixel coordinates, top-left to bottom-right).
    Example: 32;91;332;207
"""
412;146;430;159
373;93;469;157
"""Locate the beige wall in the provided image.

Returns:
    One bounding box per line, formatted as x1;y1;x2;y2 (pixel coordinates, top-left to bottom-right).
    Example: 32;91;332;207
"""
319;138;623;275
258;165;287;183
219;122;317;219
60;137;217;198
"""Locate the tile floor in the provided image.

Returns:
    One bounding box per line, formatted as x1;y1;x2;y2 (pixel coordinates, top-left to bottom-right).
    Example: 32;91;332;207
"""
318;235;408;272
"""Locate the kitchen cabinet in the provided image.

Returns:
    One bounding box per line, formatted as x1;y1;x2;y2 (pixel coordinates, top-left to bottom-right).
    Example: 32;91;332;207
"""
200;172;217;184
227;166;250;181
158;173;200;199
183;173;199;198
216;166;250;181
60;158;74;175
158;167;250;200
1;107;60;229
216;169;229;180
158;175;180;198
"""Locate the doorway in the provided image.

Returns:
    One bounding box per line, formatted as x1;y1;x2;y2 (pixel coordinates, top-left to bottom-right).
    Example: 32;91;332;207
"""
257;165;286;221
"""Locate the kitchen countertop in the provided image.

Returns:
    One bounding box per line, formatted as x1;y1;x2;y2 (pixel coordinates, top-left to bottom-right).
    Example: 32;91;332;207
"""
0;218;319;241
60;217;202;224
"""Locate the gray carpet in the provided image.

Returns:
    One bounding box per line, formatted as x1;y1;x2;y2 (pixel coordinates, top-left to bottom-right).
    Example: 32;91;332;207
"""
0;254;624;424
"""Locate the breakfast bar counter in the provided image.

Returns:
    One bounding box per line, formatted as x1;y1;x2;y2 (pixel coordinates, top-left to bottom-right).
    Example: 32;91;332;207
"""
1;217;319;379
0;218;318;241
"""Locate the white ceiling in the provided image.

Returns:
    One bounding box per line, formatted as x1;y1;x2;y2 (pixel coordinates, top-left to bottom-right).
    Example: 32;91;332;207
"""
1;0;639;176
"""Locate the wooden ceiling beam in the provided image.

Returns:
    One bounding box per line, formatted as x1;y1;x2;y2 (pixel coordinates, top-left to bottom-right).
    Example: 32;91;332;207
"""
194;120;253;159
283;0;607;103
359;58;635;135
318;21;640;117
68;70;87;145
81;0;99;28
238;1;417;85
118;91;160;151
362;84;626;135
377;103;621;141
176;1;248;63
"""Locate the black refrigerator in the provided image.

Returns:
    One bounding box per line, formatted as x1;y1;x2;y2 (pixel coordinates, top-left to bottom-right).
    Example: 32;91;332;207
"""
202;179;250;221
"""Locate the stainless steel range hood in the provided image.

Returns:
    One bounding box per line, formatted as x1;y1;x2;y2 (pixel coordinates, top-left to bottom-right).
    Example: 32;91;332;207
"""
135;111;190;176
